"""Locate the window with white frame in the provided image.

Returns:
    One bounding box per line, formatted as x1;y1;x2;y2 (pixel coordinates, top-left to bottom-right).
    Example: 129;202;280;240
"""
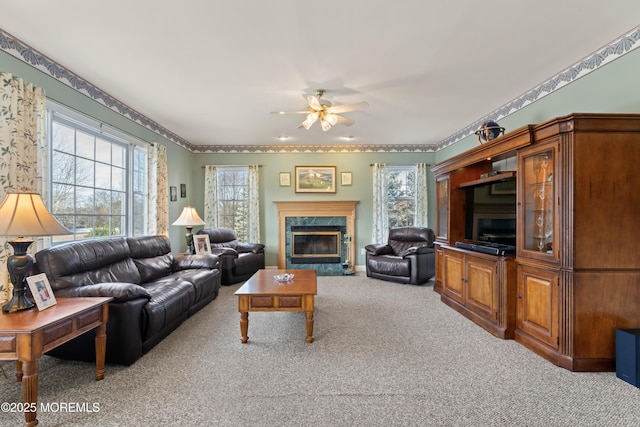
216;167;249;242
387;166;416;228
47;103;148;243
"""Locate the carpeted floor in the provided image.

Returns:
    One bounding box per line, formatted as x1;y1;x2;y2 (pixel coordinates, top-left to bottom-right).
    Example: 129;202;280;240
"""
2;273;640;426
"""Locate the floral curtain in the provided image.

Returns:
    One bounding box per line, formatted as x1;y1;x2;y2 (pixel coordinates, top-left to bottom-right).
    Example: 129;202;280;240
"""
371;163;388;243
203;165;218;227
414;163;429;226
0;73;46;303
247;164;261;242
148;143;168;236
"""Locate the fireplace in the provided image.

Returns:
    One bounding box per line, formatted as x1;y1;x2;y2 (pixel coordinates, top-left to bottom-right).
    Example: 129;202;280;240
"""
291;226;341;264
274;201;358;275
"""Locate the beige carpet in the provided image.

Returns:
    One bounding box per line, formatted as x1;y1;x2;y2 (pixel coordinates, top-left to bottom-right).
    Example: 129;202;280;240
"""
1;274;639;426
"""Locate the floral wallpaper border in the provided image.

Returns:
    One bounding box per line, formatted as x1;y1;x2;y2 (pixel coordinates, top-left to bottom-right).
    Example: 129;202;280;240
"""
435;25;640;152
1;25;639;154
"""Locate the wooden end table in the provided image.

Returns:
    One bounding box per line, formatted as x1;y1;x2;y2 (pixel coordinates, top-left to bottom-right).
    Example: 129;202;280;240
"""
0;297;112;426
235;269;317;343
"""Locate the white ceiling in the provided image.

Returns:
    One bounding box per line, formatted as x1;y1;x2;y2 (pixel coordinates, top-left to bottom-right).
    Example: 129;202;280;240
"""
2;1;639;150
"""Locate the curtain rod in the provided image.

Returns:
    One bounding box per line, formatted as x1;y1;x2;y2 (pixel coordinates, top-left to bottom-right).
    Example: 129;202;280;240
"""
201;165;262;168
369;163;432;166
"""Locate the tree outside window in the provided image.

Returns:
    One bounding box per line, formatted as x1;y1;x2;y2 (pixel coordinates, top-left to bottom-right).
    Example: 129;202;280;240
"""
387;166;415;228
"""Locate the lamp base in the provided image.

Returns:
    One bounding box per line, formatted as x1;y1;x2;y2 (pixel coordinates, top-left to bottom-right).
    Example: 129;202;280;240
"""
185;226;195;254
2;239;36;313
2;291;35;312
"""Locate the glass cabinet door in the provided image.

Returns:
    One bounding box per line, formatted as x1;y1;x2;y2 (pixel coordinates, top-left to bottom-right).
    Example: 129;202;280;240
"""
436;176;449;241
518;142;559;262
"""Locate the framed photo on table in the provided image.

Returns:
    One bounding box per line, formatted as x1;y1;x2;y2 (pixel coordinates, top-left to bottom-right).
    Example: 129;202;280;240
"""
295;166;336;193
193;234;211;254
27;273;57;311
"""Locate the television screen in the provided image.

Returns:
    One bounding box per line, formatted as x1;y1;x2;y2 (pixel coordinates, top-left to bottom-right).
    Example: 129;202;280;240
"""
464;179;517;247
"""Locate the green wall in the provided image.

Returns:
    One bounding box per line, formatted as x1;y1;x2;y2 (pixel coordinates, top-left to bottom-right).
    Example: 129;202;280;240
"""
3;41;640;266
436;46;640;162
189;152;436;266
0;50;196;252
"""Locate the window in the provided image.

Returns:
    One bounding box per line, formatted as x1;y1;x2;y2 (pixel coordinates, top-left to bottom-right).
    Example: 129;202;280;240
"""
216;167;249;242
387;166;416;228
48;103;148;243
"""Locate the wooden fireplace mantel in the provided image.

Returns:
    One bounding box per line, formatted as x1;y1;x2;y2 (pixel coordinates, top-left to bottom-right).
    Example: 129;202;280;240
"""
274;201;358;269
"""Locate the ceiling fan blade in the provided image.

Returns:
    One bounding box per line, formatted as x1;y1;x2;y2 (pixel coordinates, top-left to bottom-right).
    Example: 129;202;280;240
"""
328;101;369;114
336;115;354;126
270;110;309;115
327;101;369;114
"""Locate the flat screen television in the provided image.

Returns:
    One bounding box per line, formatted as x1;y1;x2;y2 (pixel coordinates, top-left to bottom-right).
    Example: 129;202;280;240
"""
464;178;516;247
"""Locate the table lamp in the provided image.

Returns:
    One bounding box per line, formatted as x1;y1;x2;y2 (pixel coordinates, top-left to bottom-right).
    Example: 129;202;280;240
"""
172;206;205;254
0;191;71;312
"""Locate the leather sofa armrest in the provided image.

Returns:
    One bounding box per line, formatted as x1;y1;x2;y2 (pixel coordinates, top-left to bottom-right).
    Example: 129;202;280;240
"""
173;253;220;270
365;244;394;256
400;245;434;257
54;282;151;302
236;242;265;254
210;247;238;258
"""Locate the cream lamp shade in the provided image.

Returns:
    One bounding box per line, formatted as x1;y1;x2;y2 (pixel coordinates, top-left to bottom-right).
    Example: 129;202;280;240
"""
0;191;71;313
172;206;205;254
0;192;70;236
171;206;205;227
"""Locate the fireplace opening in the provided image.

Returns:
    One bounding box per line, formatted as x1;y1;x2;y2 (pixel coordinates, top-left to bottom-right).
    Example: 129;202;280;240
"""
290;225;341;264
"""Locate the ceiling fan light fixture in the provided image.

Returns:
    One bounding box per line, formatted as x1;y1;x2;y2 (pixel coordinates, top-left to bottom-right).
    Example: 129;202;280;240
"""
325;113;338;126
321;120;332;131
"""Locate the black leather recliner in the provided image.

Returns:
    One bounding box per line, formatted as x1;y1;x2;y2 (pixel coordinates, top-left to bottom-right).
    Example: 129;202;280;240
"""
365;226;435;285
197;228;265;285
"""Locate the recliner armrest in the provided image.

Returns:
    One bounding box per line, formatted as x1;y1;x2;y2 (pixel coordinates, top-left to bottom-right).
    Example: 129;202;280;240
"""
236;242;265;254
210;247;238;258
400;245;435;257
365;244;394;256
54;282;151;302
173;253;220;271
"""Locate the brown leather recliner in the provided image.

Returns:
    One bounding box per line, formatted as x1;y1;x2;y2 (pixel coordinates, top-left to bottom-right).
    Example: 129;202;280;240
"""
365;226;435;285
197;228;265;285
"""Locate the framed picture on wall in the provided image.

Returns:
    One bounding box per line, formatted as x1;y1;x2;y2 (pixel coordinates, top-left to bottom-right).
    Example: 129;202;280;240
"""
170;186;177;201
295;166;336;193
341;171;352;186
279;172;291;186
180;184;187;198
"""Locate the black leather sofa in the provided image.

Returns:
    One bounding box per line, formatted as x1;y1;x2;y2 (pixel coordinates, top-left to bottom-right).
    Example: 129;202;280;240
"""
34;235;221;365
365;226;436;285
196;228;265;285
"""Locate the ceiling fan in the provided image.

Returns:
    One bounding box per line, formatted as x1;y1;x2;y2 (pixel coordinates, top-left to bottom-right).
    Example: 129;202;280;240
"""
272;89;368;131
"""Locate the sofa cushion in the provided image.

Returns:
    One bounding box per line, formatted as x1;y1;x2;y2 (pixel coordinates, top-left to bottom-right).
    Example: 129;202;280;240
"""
172;269;221;304
54;282;152;302
173;253;220;271
35;237;141;290
141;278;195;341
127;235;175;283
133;255;173;283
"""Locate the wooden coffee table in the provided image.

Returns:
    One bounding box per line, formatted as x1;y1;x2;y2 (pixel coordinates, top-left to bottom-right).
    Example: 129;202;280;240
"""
235;269;317;344
0;297;112;426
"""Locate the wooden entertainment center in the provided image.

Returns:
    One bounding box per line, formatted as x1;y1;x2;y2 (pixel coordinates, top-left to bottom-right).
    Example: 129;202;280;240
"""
432;113;640;372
